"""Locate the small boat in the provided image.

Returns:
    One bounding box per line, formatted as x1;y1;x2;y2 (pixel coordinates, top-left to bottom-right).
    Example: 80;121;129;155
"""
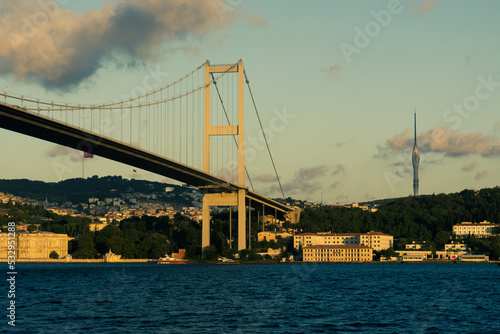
157;255;189;264
158;249;188;264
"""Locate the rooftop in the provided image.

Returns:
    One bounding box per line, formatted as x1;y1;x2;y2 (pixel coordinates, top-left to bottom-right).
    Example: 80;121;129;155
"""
296;231;392;237
304;245;372;250
454;221;499;226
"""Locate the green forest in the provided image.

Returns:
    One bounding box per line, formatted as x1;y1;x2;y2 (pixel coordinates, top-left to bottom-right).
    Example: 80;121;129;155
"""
1;186;500;260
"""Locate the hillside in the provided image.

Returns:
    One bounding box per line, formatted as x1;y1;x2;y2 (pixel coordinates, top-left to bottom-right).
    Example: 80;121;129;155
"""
298;187;500;243
0;176;201;208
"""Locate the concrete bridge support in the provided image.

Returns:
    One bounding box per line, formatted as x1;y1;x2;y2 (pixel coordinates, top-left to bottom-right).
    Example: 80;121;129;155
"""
201;189;246;252
202;60;247;255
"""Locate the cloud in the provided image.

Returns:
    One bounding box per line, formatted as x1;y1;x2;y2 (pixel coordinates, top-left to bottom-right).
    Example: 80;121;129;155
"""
46;145;83;165
245;12;267;28
475;170;488;180
482;142;500;156
462;162;477;172
266;164;348;196
377;126;500;158
410;0;438;15
330;181;341;189
268;165;332;196
46;145;79;157
330;139;355;149
273;180;323;196
388;129;411;151
322;64;342;77
295;165;330;181
0;0;264;91
374;129;411;159
419;127;500;157
331;164;346;176
254;173;277;183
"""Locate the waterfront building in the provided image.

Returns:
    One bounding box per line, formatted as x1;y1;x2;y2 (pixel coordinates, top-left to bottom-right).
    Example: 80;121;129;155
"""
294;231;393;251
405;241;426;250
303;245;372;262
395;249;468;260
444;242;467;251
103;249;122;262
0;232;72;259
402;254;425;262
452;221;499;238
459;254;489;262
89;222;109;232
257;231;293;242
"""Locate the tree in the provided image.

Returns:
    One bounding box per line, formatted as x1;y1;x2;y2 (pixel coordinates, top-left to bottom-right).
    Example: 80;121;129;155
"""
434;231;451;247
398;238;408;250
381;247;397;260
72;231;97;259
49;251;59;259
203;245;218;261
95;225;122;253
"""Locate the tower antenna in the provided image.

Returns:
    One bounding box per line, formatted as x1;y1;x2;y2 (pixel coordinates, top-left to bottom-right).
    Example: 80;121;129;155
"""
412;109;420;196
414;111;417;145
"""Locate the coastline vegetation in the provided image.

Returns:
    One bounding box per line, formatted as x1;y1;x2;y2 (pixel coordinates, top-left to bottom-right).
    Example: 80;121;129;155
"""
1;184;500;260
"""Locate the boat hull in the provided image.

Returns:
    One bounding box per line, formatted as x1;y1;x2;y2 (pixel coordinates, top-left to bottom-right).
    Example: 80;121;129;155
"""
157;259;189;264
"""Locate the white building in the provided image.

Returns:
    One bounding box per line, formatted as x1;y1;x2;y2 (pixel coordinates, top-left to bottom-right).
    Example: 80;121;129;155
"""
294;231;393;252
406;241;426;250
444;242;467;251
452;221;499;238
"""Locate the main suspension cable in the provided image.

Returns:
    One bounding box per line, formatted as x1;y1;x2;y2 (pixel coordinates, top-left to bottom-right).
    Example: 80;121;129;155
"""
243;69;286;203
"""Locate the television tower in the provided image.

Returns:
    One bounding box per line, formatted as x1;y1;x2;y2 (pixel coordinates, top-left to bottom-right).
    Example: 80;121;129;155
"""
412;110;420;196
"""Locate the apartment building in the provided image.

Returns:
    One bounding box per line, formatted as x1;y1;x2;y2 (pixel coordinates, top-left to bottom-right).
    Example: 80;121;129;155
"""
294;231;393;251
303;245;372;262
452;221;499;238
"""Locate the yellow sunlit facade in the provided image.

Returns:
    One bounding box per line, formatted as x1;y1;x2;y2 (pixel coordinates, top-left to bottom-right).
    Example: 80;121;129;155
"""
0;232;72;259
303;245;372;262
294;231;393;251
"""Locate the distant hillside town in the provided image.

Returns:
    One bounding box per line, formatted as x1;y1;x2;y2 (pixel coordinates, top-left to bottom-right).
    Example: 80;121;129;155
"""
0;177;499;263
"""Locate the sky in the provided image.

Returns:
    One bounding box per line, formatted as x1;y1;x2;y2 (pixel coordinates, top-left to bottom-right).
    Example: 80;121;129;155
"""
1;0;500;204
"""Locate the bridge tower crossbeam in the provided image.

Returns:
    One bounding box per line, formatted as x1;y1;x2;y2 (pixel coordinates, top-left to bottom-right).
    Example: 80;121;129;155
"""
201;60;247;253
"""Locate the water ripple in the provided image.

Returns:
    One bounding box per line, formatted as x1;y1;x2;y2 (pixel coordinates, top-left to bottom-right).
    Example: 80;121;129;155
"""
12;263;500;333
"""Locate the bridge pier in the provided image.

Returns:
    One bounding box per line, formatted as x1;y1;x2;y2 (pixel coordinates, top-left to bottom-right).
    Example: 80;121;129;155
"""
237;189;246;251
201;189;247;255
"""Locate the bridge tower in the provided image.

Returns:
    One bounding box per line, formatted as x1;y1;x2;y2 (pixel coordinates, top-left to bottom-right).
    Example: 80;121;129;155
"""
201;60;247;252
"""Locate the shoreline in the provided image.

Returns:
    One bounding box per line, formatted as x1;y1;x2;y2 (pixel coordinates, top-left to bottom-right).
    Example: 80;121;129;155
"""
2;259;498;264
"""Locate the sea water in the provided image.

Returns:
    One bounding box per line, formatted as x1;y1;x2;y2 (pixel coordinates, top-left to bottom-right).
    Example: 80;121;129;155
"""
7;263;500;333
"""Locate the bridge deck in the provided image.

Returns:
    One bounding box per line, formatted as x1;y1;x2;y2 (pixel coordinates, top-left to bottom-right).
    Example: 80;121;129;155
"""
0;103;291;213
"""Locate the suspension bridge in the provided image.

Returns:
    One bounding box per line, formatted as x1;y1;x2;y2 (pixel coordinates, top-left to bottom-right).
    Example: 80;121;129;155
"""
0;60;297;252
